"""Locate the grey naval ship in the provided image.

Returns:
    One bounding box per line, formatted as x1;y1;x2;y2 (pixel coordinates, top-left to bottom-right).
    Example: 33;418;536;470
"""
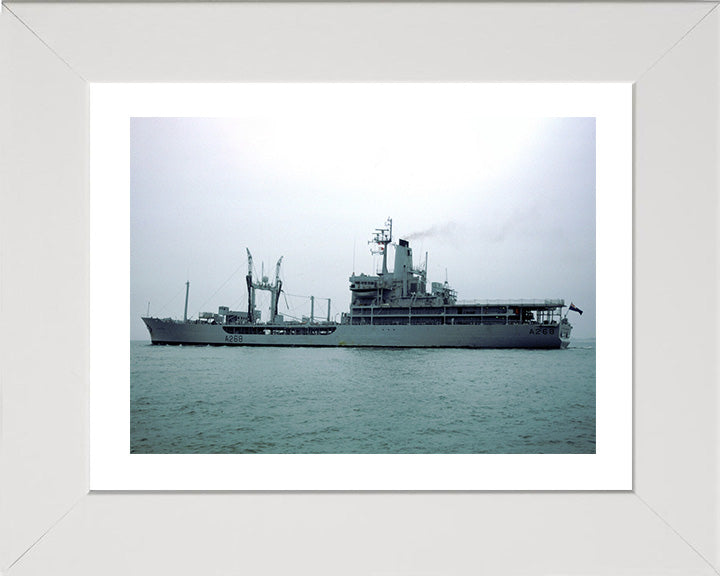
142;219;572;348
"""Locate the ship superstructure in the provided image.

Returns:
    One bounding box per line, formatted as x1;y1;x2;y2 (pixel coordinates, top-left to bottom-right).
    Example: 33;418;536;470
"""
142;219;572;348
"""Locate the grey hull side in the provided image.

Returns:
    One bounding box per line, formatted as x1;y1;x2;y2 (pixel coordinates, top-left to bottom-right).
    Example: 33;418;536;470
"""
142;318;570;349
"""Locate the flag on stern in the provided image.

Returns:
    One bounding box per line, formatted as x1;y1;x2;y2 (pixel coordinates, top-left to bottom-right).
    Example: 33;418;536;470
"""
569;303;584;315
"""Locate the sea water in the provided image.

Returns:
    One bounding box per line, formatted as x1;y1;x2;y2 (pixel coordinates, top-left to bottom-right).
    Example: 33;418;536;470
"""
131;340;595;454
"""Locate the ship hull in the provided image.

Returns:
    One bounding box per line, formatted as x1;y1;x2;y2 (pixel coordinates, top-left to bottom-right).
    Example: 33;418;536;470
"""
142;317;570;349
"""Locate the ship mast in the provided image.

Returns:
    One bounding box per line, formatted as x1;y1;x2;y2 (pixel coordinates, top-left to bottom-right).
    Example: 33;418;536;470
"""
183;281;190;322
370;217;392;275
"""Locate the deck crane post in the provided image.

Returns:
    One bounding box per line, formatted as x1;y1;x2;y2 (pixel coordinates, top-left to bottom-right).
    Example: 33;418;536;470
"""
272;256;283;323
246;248;255;323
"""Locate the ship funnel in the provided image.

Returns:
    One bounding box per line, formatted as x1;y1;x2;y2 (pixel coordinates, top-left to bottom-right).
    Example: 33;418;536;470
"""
394;239;413;296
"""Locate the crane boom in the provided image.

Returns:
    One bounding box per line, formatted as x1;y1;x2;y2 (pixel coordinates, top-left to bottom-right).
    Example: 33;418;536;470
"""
245;250;285;324
246;248;253;276
272;256;284;322
246;248;255;322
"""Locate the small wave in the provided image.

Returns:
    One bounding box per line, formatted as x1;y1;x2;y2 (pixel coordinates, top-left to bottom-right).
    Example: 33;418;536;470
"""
132;342;596;454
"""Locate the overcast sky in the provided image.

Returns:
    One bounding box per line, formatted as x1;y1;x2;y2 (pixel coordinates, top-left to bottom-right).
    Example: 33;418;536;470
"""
131;104;595;340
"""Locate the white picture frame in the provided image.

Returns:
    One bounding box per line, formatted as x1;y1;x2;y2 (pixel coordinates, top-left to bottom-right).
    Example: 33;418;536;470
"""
2;2;718;574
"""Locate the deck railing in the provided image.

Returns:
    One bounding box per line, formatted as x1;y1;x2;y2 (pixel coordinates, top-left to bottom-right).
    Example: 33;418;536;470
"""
455;299;565;307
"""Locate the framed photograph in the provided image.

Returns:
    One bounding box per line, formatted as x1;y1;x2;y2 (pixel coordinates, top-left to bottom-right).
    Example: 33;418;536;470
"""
90;82;630;490
2;2;718;574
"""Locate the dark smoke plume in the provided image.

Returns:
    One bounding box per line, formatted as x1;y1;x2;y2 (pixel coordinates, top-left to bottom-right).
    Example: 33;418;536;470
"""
404;222;457;241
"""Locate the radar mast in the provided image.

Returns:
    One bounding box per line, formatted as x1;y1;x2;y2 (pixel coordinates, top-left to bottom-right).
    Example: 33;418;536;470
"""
369;217;392;275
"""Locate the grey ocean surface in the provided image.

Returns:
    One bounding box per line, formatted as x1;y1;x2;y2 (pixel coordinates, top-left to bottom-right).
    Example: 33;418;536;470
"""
131;339;595;454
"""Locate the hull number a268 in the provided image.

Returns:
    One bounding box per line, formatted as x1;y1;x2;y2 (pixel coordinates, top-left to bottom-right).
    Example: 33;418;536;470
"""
225;335;243;343
529;327;554;335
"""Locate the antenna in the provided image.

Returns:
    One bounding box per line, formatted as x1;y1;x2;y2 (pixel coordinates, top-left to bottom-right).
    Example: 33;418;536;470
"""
146;299;151;316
